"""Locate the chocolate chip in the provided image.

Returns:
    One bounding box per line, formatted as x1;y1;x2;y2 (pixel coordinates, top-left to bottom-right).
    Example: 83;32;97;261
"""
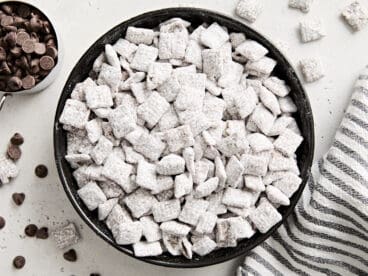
13;256;26;269
4;32;17;48
0;46;6;61
22;75;35;90
39;55;54;70
90;274;101;276
7;144;22;161
17;5;31;18
35;164;48;178
63;249;77;262
10;46;22;58
1;15;13;27
1;4;13;15
36;227;49;239
45;45;57;59
16;31;30;46
7;76;22;91
25;224;38;237
0;61;11;75
21;39;35;53
12;192;25;206
34;42;46;55
30;58;40;74
29;16;43;32
10;133;24;145
0;216;5;230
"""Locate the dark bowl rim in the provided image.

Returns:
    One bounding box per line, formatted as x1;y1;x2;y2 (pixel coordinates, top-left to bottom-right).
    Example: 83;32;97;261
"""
53;7;315;268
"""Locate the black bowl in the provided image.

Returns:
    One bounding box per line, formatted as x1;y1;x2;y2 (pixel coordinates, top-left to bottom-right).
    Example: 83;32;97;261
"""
54;8;314;268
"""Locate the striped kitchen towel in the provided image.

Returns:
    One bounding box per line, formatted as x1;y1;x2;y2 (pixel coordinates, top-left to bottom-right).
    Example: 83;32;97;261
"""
237;67;368;276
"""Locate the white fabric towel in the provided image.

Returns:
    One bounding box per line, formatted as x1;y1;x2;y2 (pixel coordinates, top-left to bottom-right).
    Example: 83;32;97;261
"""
238;67;368;276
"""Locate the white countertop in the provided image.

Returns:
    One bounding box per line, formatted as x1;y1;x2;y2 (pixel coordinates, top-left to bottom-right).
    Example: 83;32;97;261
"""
1;0;367;275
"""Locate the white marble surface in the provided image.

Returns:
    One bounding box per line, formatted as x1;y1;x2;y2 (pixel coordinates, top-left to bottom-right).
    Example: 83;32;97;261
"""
1;0;367;275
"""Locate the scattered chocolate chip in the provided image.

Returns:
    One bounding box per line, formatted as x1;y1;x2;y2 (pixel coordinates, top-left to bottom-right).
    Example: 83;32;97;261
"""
13;256;26;269
39;55;54;70
10;46;22;58
63;249;77;262
1;15;13;27
22;75;35;90
22;39;35;54
0;61;11;75
34;42;46;55
17;5;31;18
35;164;48;178
7;76;23;91
1;4;13;15
4;32;17;48
7;144;22;161
36;227;49;239
10;133;24;145
0;216;5;230
30;58;40;74
25;224;38;237
90;274;101;276
12;193;25;206
16;31;30;46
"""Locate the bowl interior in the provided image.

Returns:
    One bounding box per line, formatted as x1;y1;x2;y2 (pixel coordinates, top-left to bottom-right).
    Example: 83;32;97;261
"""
54;8;314;268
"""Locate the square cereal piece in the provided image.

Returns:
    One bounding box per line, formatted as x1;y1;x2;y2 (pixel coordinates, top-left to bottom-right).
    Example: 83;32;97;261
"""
177;110;211;137
279;96;297;113
105;44;120;69
97;63;121;92
184;40;203;69
263;77;290;97
193;160;210;184
71;77;95;101
200;22;229;49
133;241;163;257
299;58;325;83
218;61;244;88
52;222;80;249
227;216;255;239
113;221;142;245
152;199;181;222
105;204;132;231
247;133;274;152
245;57;277;78
139;216;162;242
59;99;90;129
175;173;193;198
99;181;124;198
125;26;154;45
113;38;137;62
229;33;246;49
85;119;102;144
157;154;185;176
289;0;313;13
130;44;158;72
108;105;136;139
0;155;19;184
179;199;209;226
217;134;249;157
203;93;226;123
158;106;179;132
269;151;299;173
85;84;113;109
195;177;219;198
266;185;290;206
160;221;191;236
124;189;157;218
299;19;325;43
250;104;276;135
259;86;281;116
156;189;175;202
235;40;268;62
165;125;195;152
102;153;133;192
195;212;217;234
136;159;158;191
235;0;263;23
222;187;256;208
192;236;217;256
77;181;107;211
90;136;113;165
162;233;184;256
273;173;302;197
152;175;174;194
274;128;303;157
137;91;170;128
240;152;270;177
123;145;144;164
190;25;207;41
225;156;244;188
249;198;282;233
207;190;227;215
132;132;166;161
158;31;189;60
216;219;237;247
146;62;173;90
342;1;368;31
244;175;265;192
130;82;149;104
202;49;225;81
98;198;118;220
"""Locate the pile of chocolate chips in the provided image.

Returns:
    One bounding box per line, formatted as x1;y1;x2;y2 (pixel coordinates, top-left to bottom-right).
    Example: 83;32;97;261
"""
0;3;58;92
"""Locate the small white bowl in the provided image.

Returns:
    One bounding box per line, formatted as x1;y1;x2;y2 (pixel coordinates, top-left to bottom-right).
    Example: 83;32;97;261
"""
0;1;62;110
